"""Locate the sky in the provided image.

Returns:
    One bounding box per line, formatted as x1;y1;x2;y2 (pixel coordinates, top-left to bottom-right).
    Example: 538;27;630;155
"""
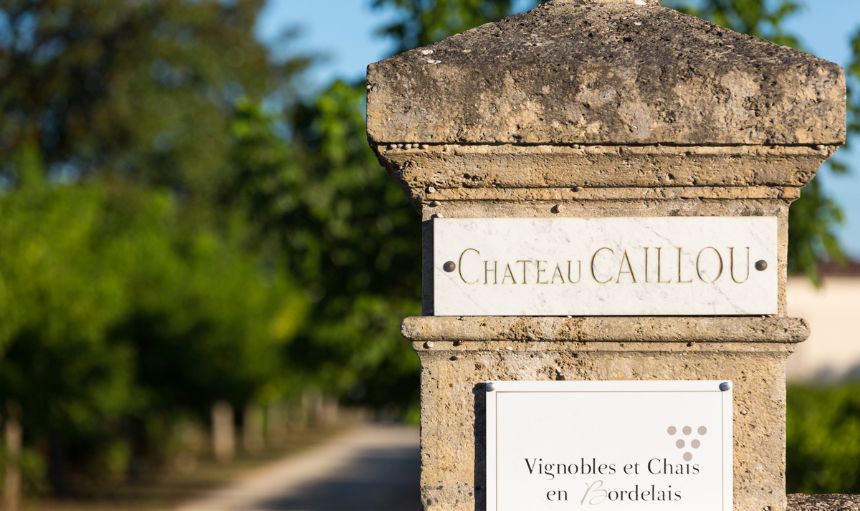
258;0;860;258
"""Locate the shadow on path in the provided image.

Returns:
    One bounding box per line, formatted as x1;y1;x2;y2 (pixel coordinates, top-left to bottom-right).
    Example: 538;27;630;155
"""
255;430;421;511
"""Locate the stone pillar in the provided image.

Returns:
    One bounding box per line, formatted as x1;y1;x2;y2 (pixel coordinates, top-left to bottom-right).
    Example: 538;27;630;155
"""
367;1;845;510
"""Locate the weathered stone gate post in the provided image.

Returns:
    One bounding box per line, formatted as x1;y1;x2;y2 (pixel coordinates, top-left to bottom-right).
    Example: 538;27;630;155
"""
367;0;845;510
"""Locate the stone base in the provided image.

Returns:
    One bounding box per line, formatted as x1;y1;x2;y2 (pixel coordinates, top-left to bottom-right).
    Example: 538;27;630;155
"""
789;494;860;511
403;316;808;511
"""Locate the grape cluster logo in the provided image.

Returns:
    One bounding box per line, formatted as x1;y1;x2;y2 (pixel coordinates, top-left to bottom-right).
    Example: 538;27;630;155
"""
667;425;708;461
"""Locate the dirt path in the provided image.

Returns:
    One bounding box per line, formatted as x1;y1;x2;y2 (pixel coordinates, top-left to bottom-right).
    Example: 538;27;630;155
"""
176;423;421;511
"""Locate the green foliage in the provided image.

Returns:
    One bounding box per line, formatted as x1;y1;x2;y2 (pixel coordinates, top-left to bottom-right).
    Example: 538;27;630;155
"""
371;0;517;51
850;30;860;137
110;192;302;416
0;1;311;492
0;175;301;491
229;82;422;409
787;384;860;493
0;173;129;436
788;180;846;284
0;0;306;199
288;81;420;302
666;0;803;46
801;25;860;282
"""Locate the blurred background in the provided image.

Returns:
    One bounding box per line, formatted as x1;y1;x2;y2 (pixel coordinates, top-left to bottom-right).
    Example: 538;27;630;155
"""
0;0;857;509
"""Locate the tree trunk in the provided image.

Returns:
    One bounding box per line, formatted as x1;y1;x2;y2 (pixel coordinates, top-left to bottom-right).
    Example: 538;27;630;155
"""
3;401;22;511
211;401;235;462
265;403;288;445
126;417;146;482
242;405;263;454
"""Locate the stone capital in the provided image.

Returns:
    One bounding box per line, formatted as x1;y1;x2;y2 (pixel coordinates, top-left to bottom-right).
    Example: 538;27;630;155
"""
368;1;845;148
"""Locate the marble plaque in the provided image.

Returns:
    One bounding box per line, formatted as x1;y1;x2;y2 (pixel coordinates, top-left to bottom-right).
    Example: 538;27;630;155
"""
486;380;733;511
433;217;777;316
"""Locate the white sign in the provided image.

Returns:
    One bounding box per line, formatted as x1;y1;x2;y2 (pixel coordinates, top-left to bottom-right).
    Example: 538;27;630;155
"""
486;380;733;511
433;217;777;316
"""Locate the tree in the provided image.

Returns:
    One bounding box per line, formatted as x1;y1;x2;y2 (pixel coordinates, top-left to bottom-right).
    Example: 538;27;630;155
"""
372;0;517;51
0;170;136;493
0;0;307;201
230;84;422;410
0;169;304;494
787;383;860;492
0;2;312;495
